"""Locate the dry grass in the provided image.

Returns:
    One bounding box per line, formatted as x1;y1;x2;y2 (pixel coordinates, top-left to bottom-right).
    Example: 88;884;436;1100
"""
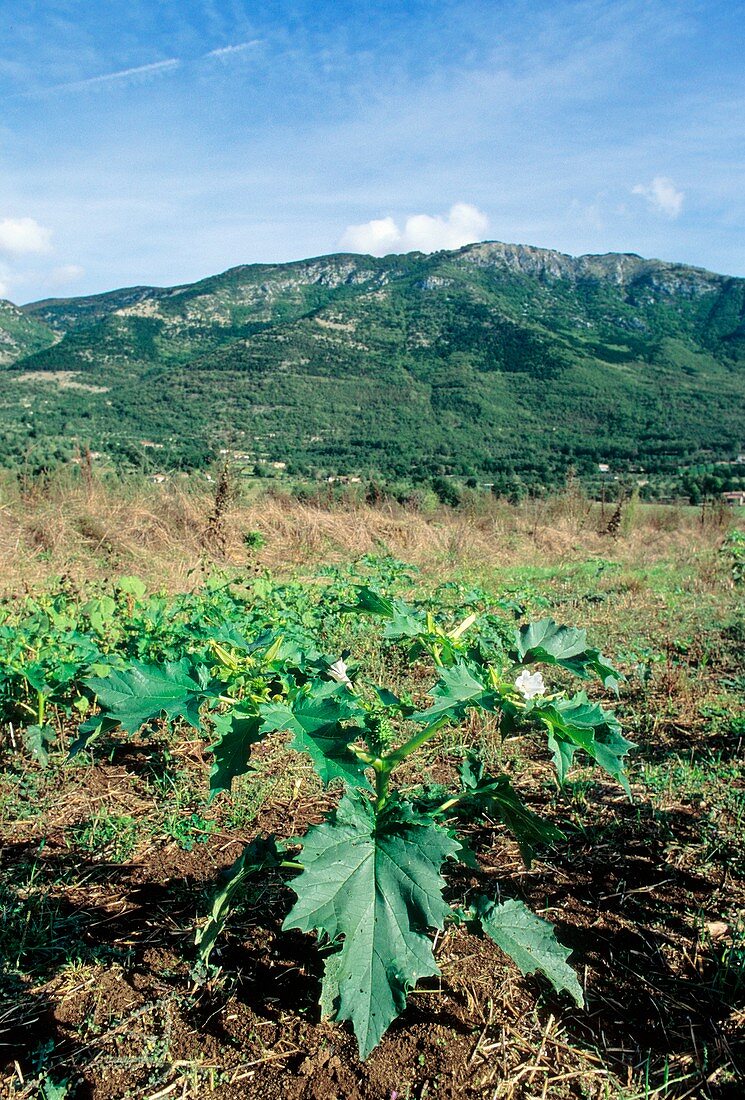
0;470;737;595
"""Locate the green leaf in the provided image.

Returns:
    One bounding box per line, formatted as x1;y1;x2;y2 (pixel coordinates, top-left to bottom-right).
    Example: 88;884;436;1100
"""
259;680;370;787
319;947;346;1020
415;662;487;720
23;723;56;764
85;657;215;734
373;686;400;707
86;595;117;634
476;896;584;1007
209;709;267;795
517;620;588;662
516;619;621;690
284;790;460;1058
345;586;395;618
68;714;120;758
40;1078;71;1100
533;692;635;793
116;576;146;598
458;753;563;866
196;836;280;966
344;587;428;641
382;602;427;641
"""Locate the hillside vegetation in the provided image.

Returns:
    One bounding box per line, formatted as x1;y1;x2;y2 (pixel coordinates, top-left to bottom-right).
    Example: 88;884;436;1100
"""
1;242;743;485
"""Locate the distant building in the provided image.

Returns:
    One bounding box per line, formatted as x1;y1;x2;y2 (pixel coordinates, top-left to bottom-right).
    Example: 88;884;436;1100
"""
722;490;745;506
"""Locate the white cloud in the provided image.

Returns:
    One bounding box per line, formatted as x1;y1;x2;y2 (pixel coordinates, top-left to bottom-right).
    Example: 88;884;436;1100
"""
206;41;262;59
49;263;85;287
632;176;684;219
55;59;180;93
340;203;489;255
0;216;52;255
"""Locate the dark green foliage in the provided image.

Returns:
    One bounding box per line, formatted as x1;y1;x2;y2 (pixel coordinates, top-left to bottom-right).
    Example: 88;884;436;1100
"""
85;659;213;734
515;619;621;690
474;896;584;1007
283;790;460;1059
1;243;743;484
195;836;281;966
457;753;564;866
0;558;631;1060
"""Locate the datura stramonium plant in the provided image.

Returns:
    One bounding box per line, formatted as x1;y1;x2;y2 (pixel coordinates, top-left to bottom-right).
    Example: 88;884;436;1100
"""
78;582;632;1059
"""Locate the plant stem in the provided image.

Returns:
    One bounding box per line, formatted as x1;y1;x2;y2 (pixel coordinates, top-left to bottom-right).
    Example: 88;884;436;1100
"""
374;758;391;813
385;717;447;765
435;793;467;814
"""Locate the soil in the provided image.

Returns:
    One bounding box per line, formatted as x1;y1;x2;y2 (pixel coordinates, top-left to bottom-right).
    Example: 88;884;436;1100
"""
1;727;743;1100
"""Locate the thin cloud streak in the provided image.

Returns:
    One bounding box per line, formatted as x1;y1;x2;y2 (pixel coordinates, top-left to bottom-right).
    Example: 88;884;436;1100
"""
53;58;181;93
27;42;261;100
206;41;261;58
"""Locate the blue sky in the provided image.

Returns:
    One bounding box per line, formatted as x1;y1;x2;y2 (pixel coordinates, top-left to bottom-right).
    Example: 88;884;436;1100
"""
1;0;743;302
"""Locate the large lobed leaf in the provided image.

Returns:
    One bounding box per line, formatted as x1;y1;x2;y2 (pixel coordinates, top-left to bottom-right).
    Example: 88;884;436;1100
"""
459;753;563;866
415;661;488;720
208;709;266;795
283;790;460;1058
532;692;635;794
516;619;621;690
259;680;370;788
84;657;216;734
476;896;584;1007
344;586;429;641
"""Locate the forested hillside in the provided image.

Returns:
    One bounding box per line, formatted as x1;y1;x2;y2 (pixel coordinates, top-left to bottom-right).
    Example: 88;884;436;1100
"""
1;242;743;486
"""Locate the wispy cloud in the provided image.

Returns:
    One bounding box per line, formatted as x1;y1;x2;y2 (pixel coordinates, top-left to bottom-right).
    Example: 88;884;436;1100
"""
54;58;180;93
340;203;489;255
206;41;261;59
632;176;684;219
30;43;261;99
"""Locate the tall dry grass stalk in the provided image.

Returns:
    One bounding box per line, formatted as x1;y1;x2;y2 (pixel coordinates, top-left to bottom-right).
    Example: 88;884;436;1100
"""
0;469;737;595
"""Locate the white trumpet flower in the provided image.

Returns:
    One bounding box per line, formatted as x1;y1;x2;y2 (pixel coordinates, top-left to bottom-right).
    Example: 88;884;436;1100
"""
514;669;545;700
328;658;352;686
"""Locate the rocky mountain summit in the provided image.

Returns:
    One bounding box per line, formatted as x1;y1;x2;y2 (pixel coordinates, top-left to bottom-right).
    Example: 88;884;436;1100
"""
1;241;742;478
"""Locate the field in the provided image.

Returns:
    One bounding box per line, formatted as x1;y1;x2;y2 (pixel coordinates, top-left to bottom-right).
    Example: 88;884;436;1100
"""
1;476;743;1100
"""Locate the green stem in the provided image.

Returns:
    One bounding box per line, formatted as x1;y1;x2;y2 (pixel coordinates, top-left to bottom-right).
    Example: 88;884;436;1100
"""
280;859;304;872
374;759;391;813
384;717;447;766
38;692;46;726
435;792;468;814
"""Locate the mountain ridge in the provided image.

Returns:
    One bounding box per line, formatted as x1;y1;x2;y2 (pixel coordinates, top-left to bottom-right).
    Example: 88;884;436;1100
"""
19;240;736;326
1;240;743;486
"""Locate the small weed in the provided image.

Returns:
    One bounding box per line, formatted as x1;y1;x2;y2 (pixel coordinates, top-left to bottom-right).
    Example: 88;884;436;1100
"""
71;811;141;862
162;810;217;851
243;529;266;552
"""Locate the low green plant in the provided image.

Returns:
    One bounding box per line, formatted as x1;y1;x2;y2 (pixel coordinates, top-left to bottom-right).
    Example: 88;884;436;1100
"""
76;576;631;1059
720;528;745;585
242;529;266;552
72;811;140;863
